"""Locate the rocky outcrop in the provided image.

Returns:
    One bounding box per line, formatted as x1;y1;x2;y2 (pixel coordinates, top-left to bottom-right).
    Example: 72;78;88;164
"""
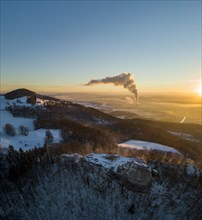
0;153;202;220
117;162;152;191
78;154;152;192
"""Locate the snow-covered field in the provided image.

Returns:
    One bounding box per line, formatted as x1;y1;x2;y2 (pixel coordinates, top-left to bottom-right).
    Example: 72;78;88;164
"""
0;110;35;131
0;95;62;151
1;129;62;151
118;140;181;155
0;95;47;110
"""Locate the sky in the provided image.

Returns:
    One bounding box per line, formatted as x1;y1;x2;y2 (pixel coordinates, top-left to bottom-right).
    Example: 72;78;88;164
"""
1;1;201;94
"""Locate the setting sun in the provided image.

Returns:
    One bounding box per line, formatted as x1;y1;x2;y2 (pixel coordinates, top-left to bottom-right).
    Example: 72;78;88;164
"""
197;84;202;96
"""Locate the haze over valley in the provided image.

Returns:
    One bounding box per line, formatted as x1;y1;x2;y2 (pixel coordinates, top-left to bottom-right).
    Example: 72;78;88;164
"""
1;1;201;219
54;92;202;124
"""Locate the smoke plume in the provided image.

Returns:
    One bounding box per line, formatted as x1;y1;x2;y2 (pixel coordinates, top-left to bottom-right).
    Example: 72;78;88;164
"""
84;73;138;104
125;96;134;105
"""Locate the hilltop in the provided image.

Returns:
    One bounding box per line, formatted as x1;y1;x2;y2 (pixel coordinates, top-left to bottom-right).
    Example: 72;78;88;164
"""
4;88;58;101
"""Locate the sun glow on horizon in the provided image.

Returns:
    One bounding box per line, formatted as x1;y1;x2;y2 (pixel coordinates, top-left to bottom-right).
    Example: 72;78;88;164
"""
196;84;202;96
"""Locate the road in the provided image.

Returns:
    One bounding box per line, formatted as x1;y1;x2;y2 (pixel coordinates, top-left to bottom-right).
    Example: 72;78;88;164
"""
180;116;187;123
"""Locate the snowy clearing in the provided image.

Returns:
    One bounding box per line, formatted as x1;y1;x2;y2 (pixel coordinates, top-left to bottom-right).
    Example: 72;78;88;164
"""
0;110;34;131
118;140;181;155
83;153;146;172
0;96;35;133
0;95;47;110
1;129;62;151
0;95;62;151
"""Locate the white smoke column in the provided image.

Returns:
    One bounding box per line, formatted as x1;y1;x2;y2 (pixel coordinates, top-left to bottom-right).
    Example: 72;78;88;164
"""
84;73;138;104
125;96;134;105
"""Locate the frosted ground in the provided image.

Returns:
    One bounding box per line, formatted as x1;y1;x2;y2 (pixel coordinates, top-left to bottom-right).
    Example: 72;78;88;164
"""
118;140;182;154
0;96;62;151
83;153;146;172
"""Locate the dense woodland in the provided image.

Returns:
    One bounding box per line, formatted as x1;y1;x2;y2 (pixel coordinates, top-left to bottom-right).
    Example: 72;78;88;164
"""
0;144;202;220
